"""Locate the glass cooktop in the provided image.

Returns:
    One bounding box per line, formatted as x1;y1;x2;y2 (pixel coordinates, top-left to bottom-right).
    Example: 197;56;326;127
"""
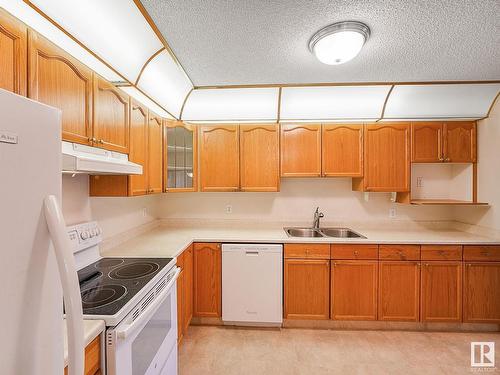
77;257;173;316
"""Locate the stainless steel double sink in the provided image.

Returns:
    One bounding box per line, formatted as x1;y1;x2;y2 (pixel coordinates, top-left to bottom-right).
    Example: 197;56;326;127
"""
284;227;366;239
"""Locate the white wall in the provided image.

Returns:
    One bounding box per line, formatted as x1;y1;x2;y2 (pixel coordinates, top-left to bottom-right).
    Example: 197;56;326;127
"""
62;175;159;239
158;178;454;223
454;98;500;231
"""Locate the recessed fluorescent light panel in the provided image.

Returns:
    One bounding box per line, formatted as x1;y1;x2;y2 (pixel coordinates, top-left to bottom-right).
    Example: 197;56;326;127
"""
182;88;279;122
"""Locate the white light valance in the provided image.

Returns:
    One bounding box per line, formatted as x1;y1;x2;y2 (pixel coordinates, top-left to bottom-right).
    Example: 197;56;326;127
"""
1;0;121;82
28;0;163;83
119;86;174;119
136;51;193;119
280;86;392;121
383;84;500;120
182;88;279;122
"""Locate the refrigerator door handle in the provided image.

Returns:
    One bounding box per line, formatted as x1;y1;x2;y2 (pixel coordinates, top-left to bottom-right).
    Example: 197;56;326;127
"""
44;195;84;375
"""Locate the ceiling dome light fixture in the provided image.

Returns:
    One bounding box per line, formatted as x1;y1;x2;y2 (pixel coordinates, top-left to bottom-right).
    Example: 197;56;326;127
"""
309;21;370;65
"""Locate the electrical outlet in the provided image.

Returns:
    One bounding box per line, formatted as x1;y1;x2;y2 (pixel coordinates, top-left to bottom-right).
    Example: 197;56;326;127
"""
142;208;147;217
389;207;397;219
225;205;232;214
416;177;423;188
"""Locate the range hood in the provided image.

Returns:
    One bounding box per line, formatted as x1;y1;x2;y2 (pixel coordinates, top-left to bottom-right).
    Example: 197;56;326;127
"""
62;141;142;175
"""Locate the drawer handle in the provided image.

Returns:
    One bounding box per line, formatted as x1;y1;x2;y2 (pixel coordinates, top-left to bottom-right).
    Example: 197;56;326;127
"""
354;251;359;255
438;250;445;255
480;251;490;256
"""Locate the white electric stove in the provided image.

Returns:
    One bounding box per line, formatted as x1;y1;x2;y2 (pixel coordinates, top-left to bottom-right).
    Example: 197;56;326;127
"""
67;221;179;375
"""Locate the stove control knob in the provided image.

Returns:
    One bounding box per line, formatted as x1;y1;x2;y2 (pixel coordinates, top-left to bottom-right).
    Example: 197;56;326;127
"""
90;228;97;237
80;231;90;240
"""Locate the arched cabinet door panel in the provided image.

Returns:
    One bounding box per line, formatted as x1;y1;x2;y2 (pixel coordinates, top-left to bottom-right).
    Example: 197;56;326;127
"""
322;124;363;177
28;31;93;145
280;124;321;177
93;76;130;153
0;9;27;96
199;125;240;191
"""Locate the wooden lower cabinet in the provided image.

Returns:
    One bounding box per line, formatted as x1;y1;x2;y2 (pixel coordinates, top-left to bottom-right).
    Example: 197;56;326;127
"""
378;261;420;321
331;260;378;320
177;245;194;343
463;262;500;323
64;336;101;375
421;262;462;322
284;259;330;320
193;243;221;317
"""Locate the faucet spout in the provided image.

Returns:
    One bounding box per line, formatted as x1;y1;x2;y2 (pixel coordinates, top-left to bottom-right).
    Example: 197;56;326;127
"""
313;207;324;229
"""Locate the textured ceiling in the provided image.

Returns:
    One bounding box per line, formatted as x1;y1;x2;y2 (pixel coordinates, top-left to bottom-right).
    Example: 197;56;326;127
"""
140;0;500;86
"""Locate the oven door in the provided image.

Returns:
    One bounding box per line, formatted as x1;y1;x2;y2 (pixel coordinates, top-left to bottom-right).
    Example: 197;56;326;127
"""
107;267;180;375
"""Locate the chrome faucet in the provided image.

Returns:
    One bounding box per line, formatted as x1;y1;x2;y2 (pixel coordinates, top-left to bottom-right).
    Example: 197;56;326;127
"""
313;207;324;229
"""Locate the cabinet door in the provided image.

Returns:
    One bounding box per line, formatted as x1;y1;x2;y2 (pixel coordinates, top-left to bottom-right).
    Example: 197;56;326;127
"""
129;101;149;196
193;243;221;317
411;122;443;162
463;262;500;323
93;76;129;153
183;245;194;332
240;124;279;191
284;259;330;320
443;122;476;162
331;261;377;320
322;124;363;177
421;262;462;322
199;125;240;191
378;261;420;321
165;121;197;192
0;9;27;96
364;123;410;192
280;124;321;177
28;31;93;145
148;114;163;194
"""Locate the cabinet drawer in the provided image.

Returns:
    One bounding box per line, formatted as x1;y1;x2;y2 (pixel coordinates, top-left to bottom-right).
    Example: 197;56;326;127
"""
421;245;462;261
464;246;500;262
379;245;420;261
331;244;378;260
284;244;330;259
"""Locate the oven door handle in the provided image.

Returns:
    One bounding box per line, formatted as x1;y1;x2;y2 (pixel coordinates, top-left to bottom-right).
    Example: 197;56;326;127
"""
116;267;180;340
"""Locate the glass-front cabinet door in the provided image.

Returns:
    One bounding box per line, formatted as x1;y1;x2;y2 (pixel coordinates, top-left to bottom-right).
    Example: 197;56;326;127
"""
164;121;197;191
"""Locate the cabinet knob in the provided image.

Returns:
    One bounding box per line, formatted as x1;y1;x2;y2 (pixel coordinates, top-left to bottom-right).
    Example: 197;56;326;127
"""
439;156;444;161
445;157;450;162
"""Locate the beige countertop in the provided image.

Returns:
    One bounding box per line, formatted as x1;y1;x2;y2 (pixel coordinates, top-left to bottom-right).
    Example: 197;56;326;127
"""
63;319;105;367
101;223;500;259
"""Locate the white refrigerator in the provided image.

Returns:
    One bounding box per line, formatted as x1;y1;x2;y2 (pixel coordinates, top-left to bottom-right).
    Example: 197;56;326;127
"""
0;89;84;375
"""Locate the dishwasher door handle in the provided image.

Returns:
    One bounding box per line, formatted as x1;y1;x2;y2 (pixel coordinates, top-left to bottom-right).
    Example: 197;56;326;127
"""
245;251;259;256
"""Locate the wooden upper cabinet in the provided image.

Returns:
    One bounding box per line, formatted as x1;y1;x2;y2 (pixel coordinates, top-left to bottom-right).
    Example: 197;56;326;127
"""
129;100;149;196
193;243;221;318
378;261;420;321
148;114;163;194
411;122;443;162
360;123;410;192
322;124;363;177
331;260;378;321
284;259;330;320
199;125;240;191
240;124;279;191
165;121;198;192
28;31;93;145
280;124;321;177
0;9;27;96
93;76;129;153
421;261;462;323
443;122;476;162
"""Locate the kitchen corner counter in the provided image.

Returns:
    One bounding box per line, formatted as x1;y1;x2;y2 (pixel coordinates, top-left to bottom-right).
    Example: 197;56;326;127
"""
100;222;500;259
63;319;105;367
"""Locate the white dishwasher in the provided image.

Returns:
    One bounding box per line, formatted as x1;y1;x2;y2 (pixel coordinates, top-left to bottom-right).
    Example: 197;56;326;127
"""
222;244;283;326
